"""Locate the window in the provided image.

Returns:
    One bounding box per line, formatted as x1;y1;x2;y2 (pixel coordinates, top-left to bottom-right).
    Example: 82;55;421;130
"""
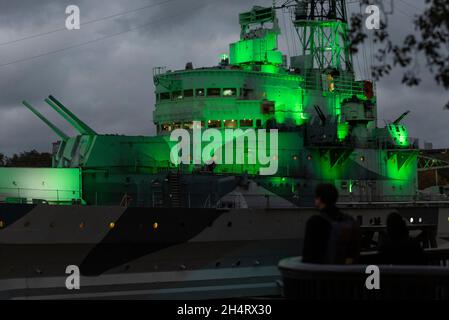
240;119;253;127
196;89;205;97
207;88;221;97
223;88;237;97
192;121;205;129
172;91;183;100
160;92;170;100
261;101;275;114
184;89;194;98
256;119;262;128
208;120;221;128
183;122;193;130
242;88;254;99
224;120;237;128
161;123;172;132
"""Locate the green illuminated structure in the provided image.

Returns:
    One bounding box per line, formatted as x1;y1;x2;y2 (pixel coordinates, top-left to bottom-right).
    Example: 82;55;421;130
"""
0;1;418;207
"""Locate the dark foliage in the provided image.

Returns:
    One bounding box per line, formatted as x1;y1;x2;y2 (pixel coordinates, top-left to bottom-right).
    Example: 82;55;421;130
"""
0;150;52;168
350;0;449;108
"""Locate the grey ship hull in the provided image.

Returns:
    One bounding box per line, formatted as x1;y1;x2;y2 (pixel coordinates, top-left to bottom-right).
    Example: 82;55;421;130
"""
1;202;449;299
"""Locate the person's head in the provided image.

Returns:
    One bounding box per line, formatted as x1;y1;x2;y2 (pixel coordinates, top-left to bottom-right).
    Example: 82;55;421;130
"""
314;183;339;210
386;212;408;240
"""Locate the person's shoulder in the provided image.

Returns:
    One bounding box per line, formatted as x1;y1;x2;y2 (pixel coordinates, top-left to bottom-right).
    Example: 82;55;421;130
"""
341;212;356;222
307;214;331;226
406;238;424;251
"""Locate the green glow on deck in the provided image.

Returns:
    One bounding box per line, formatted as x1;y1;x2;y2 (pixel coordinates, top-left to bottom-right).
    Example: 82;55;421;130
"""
337;122;349;141
387;124;410;148
385;151;418;181
0;168;82;204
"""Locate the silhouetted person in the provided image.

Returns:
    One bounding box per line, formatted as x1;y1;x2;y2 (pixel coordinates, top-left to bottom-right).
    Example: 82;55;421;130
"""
302;184;360;264
378;212;425;265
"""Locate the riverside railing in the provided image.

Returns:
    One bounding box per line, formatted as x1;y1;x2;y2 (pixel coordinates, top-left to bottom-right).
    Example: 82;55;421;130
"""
279;248;449;300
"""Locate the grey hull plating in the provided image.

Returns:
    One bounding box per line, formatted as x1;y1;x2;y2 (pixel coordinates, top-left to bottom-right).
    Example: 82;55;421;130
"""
1;203;449;299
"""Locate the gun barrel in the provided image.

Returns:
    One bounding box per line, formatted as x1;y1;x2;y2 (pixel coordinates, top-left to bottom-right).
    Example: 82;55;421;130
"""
393;111;411;125
22;100;69;141
47;95;97;135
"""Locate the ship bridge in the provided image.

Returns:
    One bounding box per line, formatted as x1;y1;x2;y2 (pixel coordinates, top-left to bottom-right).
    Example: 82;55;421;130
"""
153;6;307;134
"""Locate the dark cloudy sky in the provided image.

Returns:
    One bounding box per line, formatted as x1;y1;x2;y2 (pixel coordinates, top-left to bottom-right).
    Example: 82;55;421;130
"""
0;0;447;155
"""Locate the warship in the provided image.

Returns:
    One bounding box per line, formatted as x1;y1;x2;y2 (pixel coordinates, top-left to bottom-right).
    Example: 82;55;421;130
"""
1;0;449;299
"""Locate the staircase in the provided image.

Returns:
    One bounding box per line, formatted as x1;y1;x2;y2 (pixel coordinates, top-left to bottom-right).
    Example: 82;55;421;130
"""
152;181;164;208
168;172;182;208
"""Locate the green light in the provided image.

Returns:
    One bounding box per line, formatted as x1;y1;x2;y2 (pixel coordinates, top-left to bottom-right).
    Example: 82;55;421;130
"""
0;168;82;204
387;125;410;148
385;151;417;180
229;31;282;73
337;122;349;141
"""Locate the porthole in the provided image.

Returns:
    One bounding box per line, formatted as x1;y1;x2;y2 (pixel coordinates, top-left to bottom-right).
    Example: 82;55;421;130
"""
0;220;5;229
153;222;159;230
79;222;85;229
109;222;116;229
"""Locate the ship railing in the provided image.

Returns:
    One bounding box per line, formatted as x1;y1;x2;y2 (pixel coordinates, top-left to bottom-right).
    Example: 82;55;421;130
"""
279;248;449;300
84;192;445;209
152;66;167;77
0;187;82;205
301;74;374;96
339;195;420;203
359;248;449;266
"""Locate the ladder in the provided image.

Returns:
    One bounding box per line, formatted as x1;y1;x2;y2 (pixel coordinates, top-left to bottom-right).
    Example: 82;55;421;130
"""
168;172;182;208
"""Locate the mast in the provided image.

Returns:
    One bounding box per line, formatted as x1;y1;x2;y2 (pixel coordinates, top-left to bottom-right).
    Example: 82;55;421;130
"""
291;0;353;72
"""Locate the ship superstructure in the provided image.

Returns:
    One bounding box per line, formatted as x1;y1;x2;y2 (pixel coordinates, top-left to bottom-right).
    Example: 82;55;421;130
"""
1;1;418;207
